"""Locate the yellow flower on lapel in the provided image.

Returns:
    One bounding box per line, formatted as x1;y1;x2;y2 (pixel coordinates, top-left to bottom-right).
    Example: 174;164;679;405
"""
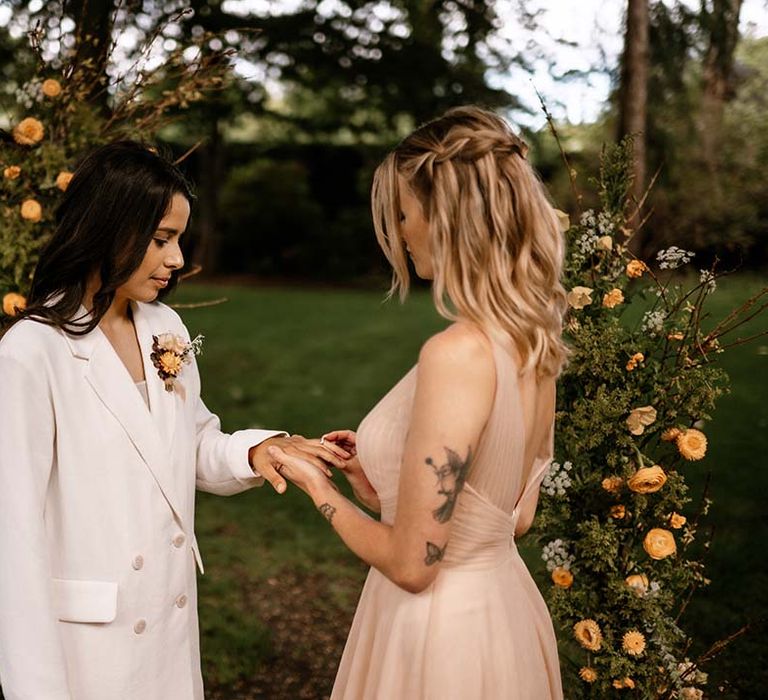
150;332;204;393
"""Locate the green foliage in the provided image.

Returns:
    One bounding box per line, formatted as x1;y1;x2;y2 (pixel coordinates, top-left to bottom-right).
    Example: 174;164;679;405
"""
535;142;766;698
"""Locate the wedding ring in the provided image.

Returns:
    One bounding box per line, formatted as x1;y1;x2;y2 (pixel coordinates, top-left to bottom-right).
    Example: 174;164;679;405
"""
320;436;326;446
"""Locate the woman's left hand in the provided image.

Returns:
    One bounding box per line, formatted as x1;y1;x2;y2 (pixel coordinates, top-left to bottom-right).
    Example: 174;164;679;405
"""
267;445;338;500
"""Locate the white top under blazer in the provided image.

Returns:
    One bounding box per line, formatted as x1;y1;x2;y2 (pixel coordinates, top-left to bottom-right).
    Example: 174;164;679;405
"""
0;300;284;700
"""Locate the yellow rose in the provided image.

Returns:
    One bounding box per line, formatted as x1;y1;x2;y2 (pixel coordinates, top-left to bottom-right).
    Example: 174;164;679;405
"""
613;677;636;689
20;199;42;222
567;286;593;310
602;288;624;308
626;259;648;278
573;619;602;651
56;171;74;191
2;292;27;316
579;667;598;683
158;351;183;376
41;78;62;98
625;573;649;596
602;475;624;495
3;165;21;180
628;465;667;494
554;208;570;233
668;512;687;529
661;427;681;442
644;528;676;560
626;352;644;371
676;428;707;461
12;117;45;146
596;235;613;251
626;405;657;435
610;504;626;519
622;629;646;656
551;567;573;589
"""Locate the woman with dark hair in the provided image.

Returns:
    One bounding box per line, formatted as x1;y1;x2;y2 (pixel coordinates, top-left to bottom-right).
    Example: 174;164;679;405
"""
0;141;342;700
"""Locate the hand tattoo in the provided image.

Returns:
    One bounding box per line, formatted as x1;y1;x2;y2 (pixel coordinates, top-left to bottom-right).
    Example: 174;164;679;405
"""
427;446;472;523
424;541;447;566
318;503;336;524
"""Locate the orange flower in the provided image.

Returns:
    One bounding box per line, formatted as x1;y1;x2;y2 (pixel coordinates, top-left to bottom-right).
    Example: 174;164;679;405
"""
644;528;677;560
158;351;183;376
676;429;707;461
626;405;657;435
610;504;626;519
602;475;624;495
628;465;667;494
55;171;74;191
20;199;42;222
41;78;62;97
602;288;624;308
625;573;649;596
579;667;598;683
622;629;646;656
667;331;685;341
613;677;636;689
12;117;44;146
668;512;687;529
567;286;593;310
626;352;645;371
2;292;27;316
3;165;21;180
573;619;603;651
551;567;573;589
626;259;648;278
661;427;681;442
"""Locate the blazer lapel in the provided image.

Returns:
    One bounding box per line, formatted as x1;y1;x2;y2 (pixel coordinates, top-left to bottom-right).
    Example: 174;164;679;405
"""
74;319;184;526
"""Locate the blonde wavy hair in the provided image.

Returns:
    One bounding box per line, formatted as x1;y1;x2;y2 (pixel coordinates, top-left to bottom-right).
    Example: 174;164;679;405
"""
371;105;569;378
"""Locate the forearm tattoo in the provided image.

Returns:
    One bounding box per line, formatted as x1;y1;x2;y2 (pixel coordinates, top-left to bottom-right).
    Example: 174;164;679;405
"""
424;541;447;566
318;503;336;524
426;446;472;523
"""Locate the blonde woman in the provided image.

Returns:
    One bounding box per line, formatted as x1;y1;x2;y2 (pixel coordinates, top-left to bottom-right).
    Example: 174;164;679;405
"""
269;106;567;699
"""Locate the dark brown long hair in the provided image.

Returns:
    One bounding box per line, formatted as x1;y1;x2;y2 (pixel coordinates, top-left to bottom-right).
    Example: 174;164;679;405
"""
16;140;194;335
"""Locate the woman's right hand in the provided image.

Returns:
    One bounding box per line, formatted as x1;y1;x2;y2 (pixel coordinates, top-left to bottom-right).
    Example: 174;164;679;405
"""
323;430;381;512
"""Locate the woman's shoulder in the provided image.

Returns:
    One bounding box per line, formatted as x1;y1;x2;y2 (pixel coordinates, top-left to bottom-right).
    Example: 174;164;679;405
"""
137;300;187;336
0;318;63;362
418;322;495;380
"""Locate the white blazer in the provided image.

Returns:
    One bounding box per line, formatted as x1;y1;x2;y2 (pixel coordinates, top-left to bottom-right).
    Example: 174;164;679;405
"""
0;301;284;700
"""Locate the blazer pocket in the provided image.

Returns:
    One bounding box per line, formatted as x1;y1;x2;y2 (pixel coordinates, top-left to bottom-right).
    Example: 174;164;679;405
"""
51;578;118;624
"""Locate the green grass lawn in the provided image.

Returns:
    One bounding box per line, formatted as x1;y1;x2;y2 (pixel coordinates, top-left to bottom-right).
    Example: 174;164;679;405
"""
172;275;766;699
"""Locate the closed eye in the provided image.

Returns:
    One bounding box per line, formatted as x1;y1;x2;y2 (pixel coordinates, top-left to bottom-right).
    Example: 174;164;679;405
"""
153;238;169;248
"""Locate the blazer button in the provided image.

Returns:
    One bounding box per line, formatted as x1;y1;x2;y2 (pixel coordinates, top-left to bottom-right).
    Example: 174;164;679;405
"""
132;555;144;571
172;533;186;548
134;619;147;635
175;594;188;609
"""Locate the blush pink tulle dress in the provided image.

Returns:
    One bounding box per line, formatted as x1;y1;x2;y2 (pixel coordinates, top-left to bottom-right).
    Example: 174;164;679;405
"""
331;334;564;700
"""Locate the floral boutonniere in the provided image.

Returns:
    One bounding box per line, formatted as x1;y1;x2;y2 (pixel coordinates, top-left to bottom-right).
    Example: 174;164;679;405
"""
150;332;204;395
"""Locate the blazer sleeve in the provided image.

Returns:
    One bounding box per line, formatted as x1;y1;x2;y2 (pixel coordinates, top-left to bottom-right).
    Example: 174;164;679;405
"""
0;355;72;699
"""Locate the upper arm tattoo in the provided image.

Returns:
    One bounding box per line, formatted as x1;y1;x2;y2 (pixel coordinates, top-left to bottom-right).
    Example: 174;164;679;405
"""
424;541;447;566
426;446;472;523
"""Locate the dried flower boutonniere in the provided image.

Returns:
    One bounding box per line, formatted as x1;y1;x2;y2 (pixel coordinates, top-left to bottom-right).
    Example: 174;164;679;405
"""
150;332;204;395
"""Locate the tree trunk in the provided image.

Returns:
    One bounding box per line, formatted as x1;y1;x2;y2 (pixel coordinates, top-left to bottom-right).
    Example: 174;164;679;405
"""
197;120;224;276
65;0;113;113
618;0;650;248
700;0;743;198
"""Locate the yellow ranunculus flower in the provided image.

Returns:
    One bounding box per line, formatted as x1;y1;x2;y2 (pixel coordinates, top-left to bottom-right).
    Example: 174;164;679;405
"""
626;259;648;278
626;405;657;435
551;567;573;589
644;528;676;560
661;427;681;442
12;117;45;146
613;677;636;689
602;288;624;308
601;475;624;495
56;171;74;191
676;428;707;461
622;629;646;656
20;198;42;222
573;619;602;651
579;667;598;683
3;165;21;180
566;286;593;310
625;573;649;596
668;512;687;529
41;78;62;97
610;504;626;519
628;465;667;494
2;292;27;316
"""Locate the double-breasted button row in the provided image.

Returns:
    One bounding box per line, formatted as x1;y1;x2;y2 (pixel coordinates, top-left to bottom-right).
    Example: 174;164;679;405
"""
134;619;147;635
172;532;186;548
132;554;144;571
175;594;188;609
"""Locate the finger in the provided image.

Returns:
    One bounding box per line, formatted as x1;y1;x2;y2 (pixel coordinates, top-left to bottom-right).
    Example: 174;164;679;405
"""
322;430;356;445
257;459;287;495
301;445;348;472
286;446;335;477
